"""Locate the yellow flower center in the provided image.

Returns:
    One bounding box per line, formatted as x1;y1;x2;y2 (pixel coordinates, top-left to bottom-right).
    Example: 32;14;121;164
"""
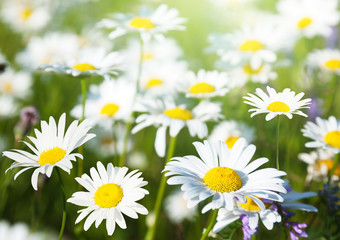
298;18;312;29
239;196;262;211
101;103;119;117
243;64;263;75
73;63;97;72
3;82;13;93
38;147;66;166
94;183;123;208
142;53;154;60
324;130;340;149
317;159;340;177
21;8;32;20
146;78;163;88
225;136;239;148
129;17;155;29
203;167;242;193
267;101;290;112
189;83;215;94
164;107;193;120
239;40;264;52
324;59;340;70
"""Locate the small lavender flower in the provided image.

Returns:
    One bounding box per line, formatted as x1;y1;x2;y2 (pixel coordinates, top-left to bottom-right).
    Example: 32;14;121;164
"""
240;215;257;240
307;97;322;120
286;222;308;240
14;106;40;142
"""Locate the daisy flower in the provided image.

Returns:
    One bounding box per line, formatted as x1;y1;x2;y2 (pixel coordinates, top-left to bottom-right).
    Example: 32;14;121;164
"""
277;0;339;39
132;97;223;157
164;139;287;213
2;113;95;190
302;116;340;153
0;68;32;98
307;49;340;75
243;86;311;121
38;47;124;80
98;4;186;42
1;0;51;33
178;70;229;99
164;189;197;224
299;149;339;183
71;79;135;129
0;96;16;117
209;120;255;149
67;161;149;236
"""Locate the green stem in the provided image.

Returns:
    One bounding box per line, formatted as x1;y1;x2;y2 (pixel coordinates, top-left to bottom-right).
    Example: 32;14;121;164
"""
200;209;218;240
326;76;339;116
276;116;281;171
78;79;87;179
56;169;67;240
145;136;177;240
118;36;144;167
327;153;339;184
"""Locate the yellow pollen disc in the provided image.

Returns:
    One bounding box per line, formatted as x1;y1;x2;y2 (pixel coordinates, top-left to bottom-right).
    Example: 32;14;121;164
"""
146;78;163;88
73;63;97;72
101;103;119;117
164;107;193;120
240;196;262;211
3;82;13;93
142;53;154;60
38;147;66;166
324;59;340;70
225;136;239;148
21;8;32;20
324;130;340;149
298;18;312;29
94;183;123;208
239;40;264;52
189;82;215;94
203;167;242;193
243;64;263;75
267;101;290;112
129;17;155;29
317;159;340;177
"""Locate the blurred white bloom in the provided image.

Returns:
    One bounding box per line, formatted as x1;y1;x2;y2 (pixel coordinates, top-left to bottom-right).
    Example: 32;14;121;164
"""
71;79;135;129
1;0;51;33
127;151;148;171
307;49;340;75
229;63;277;85
298;149;339;183
39;47;124;80
277;0;339;39
16;32;80;69
0;68;31;98
164;189;197;224
302;116;340;154
0;96;16;117
178;70;229;99
98;4;186;42
209;120;255;149
132;97;223;157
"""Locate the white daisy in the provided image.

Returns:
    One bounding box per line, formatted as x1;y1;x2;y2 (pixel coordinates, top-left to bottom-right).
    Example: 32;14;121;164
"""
298;149;339;183
1;0;51;33
2;113;95;190
16;32;80;69
277;0;340;39
178;70;229;99
132;97;223;157
0;96;16;117
164;139;287;213
229;63;277;85
209;120;255;149
243;86;311;121
0;68;31;98
208;21;287;69
38;47;124;80
71;79;135;129
302;116;340;153
164;189;197;224
307;49;340;75
98;4;186;42
67;161;149;236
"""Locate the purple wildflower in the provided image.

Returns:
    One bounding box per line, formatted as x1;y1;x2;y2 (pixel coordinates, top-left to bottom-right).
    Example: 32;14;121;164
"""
240;215;257;240
319;184;340;213
286;222;308;240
